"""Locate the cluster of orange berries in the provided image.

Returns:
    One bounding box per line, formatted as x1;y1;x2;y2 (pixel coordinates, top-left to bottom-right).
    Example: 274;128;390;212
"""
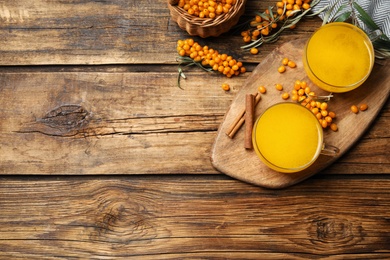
278;57;296;73
351;104;368;113
276;0;312;18
177;38;246;78
178;0;236;19
291;80;338;131
241;0;312;46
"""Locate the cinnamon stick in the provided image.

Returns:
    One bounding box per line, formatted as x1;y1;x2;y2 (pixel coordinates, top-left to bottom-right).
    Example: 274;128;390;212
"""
226;92;261;138
245;94;255;149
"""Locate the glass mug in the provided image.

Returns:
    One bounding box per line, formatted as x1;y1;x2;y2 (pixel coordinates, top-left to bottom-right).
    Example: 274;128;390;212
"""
252;102;339;173
303;22;375;93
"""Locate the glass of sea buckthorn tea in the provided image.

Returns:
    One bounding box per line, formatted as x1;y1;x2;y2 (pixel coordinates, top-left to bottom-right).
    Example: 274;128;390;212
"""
252;102;339;173
303;22;375;93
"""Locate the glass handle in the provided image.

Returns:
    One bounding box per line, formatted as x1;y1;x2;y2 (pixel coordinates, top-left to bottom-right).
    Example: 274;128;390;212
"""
321;143;340;157
368;29;382;42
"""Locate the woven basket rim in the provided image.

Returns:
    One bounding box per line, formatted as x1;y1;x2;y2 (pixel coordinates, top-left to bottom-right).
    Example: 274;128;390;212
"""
170;0;245;27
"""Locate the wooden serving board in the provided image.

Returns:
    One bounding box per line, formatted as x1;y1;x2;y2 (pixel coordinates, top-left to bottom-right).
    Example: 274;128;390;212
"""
211;38;390;189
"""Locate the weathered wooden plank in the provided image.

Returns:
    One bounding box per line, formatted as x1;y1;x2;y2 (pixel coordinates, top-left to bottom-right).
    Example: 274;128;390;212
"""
0;71;388;174
0;0;323;65
0;71;236;174
0;175;389;258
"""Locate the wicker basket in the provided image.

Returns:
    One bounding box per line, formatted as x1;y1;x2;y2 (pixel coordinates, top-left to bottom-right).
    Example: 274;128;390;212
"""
168;0;247;38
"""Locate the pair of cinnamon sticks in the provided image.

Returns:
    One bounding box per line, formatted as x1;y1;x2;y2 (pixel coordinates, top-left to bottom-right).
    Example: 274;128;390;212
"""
225;92;261;149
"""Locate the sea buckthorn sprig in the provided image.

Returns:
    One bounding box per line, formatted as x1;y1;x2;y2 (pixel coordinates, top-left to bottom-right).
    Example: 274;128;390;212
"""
176;38;246;89
239;0;323;52
177;0;236;19
291;80;338;131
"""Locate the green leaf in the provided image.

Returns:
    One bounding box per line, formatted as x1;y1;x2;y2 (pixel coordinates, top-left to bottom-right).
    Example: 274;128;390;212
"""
268;6;274;21
334;11;351;22
334;3;348;16
259;12;270;21
353;2;379;31
322;0;342;25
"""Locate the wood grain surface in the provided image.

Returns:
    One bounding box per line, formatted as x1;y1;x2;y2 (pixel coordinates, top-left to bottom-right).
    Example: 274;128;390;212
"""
0;70;388;175
0;0;321;65
0;175;390;258
0;0;389;258
211;38;390;188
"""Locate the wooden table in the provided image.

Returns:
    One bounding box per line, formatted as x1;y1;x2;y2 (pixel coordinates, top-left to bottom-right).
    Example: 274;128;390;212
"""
1;0;389;258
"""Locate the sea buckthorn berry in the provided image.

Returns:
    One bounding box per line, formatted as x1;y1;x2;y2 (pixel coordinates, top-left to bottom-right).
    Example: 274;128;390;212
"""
243;35;251;43
287;60;296;68
316;112;322;120
258;86;267;94
359;103;368;111
282;92;289;100
179;49;186;56
250;47;259;55
330;123;338;132
320;102;328;111
275;84;283;91
252;29;260;37
300;81;307;88
261;27;269;36
328;111;336;118
286;10;293;17
282;58;289;66
321;120;328;129
302;3;310;9
241;30;249;37
276;1;284;8
293;4;301;10
277;66;286;73
351;105;359;114
221;83;230;91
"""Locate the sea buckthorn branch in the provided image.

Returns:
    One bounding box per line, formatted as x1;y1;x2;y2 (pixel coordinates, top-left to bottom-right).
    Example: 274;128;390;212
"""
304;92;334;102
176;38;246;89
240;0;324;51
176;56;213;89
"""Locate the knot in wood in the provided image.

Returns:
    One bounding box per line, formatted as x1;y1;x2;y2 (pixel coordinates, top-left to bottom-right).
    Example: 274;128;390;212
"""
39;105;90;133
307;216;364;249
